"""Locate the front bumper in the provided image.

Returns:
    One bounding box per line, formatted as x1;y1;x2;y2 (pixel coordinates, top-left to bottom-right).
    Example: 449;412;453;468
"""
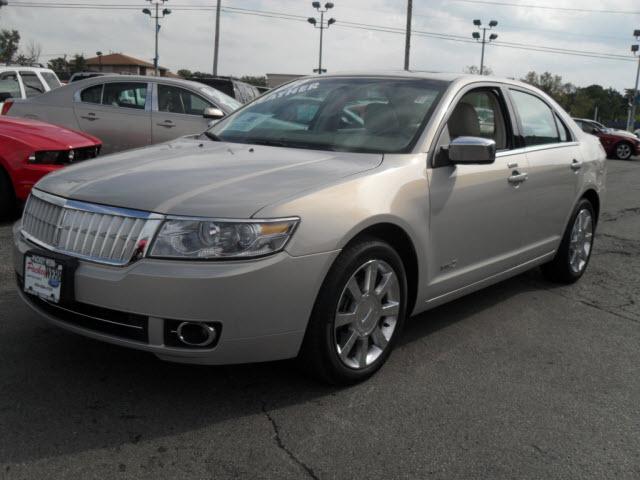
13;223;338;364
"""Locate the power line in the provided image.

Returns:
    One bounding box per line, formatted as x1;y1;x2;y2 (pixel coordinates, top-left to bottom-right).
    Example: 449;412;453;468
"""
6;1;637;63
450;0;640;15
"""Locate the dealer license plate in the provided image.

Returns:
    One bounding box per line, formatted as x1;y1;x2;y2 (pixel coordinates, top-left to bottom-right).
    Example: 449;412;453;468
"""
23;253;64;304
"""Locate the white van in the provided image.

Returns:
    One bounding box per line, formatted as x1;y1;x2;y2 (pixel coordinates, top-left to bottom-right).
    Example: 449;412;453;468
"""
0;66;62;103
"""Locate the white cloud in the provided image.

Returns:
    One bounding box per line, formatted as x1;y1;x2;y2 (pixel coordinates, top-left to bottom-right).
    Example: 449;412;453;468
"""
1;0;638;91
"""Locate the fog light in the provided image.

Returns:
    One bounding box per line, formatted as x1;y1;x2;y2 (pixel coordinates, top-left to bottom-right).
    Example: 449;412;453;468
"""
176;322;217;347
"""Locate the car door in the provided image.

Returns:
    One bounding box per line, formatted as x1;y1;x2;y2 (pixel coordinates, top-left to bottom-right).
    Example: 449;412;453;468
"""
152;83;212;143
508;88;580;259
74;81;152;154
426;85;529;299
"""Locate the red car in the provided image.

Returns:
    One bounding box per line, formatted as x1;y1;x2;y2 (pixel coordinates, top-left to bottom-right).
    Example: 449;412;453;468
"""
0;116;101;217
573;118;640;160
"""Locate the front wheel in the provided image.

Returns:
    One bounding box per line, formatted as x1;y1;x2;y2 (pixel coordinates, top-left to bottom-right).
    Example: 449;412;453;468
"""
614;142;633;160
541;198;595;284
300;237;407;385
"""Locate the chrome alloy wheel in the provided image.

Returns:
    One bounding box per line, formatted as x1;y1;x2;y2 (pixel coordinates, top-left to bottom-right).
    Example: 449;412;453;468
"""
568;208;594;274
333;259;401;370
616;143;632;160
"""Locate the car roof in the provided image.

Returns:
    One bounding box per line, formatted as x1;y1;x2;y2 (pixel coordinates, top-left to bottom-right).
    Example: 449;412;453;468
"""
69;74;210;89
285;70;540;91
0;66;56;73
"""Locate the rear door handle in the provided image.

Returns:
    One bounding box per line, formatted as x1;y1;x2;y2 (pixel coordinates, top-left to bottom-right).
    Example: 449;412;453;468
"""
508;171;528;185
156;121;175;128
80;113;98;121
571;159;583;171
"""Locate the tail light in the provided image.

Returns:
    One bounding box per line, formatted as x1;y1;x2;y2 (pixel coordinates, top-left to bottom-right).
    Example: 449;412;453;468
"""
1;100;13;115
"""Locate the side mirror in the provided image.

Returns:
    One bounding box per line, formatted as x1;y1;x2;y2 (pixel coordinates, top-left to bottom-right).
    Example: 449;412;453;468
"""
203;107;224;120
448;136;496;164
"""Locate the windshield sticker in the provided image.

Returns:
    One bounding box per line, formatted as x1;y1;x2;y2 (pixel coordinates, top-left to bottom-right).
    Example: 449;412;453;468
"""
262;81;319;103
230;112;267;132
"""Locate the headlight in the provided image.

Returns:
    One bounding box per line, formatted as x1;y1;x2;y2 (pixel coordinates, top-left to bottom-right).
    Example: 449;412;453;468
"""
27;150;73;164
148;218;299;259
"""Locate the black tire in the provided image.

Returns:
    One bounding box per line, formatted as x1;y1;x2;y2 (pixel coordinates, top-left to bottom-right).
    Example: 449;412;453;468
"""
614;141;633;160
299;237;408;385
541;198;596;284
0;168;16;219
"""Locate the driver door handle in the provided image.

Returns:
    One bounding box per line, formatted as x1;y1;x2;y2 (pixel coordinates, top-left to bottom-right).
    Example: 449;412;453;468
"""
508;171;528;185
570;159;583;171
80;113;98;121
156;120;175;128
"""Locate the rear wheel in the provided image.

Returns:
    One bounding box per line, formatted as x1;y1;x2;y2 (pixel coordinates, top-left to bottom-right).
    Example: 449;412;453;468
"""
615;142;633;160
300;237;407;385
0;168;16;219
541;198;595;284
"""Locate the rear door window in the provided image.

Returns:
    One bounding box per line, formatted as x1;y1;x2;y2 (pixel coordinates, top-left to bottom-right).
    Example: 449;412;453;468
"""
102;82;147;109
510;89;560;146
19;71;46;98
40;72;61;89
80;84;103;104
0;71;21;99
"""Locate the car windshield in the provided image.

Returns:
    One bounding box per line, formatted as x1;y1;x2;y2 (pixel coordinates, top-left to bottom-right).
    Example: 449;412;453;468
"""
199;86;242;113
206;77;448;153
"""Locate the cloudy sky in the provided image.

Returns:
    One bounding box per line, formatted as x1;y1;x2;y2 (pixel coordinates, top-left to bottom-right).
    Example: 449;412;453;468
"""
2;0;639;91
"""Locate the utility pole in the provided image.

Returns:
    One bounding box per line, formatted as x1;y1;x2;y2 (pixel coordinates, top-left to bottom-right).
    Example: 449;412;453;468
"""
142;0;171;76
404;0;412;70
472;19;498;75
212;0;221;76
308;2;336;74
628;30;640;132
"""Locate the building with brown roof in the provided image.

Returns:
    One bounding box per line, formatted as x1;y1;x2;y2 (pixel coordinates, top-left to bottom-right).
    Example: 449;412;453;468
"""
85;53;178;77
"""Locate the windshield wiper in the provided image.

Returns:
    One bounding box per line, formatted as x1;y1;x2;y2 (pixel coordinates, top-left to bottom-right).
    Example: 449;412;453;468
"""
203;131;222;142
249;138;335;151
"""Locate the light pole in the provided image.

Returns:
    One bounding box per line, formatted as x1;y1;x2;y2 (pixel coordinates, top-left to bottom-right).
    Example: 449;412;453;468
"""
404;0;412;71
96;51;103;71
142;0;171;76
472;19;498;75
308;2;336;74
212;0;221;76
628;30;640;132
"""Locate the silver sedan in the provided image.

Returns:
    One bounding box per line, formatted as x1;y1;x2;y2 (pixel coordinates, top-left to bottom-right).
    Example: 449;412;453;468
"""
4;75;241;154
13;72;606;384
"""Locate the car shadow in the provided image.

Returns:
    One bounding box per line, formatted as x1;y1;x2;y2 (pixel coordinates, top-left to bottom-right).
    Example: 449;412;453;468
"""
0;265;552;465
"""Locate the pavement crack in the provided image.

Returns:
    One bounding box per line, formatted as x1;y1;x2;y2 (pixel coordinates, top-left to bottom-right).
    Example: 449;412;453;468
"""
261;401;319;480
525;278;639;324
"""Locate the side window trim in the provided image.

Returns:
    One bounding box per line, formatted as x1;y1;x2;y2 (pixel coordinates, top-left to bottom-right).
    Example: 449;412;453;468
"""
429;82;516;168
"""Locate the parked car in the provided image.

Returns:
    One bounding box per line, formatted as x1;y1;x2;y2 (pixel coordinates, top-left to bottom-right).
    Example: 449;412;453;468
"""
0;66;62;104
3;75;242;154
14;73;605;384
0;116;100;217
573;118;639;159
188;76;261;104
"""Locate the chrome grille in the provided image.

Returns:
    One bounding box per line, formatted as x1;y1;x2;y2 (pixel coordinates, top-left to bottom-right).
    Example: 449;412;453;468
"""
21;190;163;266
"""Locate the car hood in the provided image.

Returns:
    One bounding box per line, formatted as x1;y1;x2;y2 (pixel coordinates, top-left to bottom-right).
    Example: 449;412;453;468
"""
608;129;639;140
35;136;383;218
0;116;100;149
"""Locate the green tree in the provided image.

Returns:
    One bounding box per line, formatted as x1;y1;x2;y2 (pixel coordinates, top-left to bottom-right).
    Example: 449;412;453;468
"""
464;65;493;76
177;69;192;78
240;75;267;86
47;57;69;75
69;54;87;73
0;29;20;63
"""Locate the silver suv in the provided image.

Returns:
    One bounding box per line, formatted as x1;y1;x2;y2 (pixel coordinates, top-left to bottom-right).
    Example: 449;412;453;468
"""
13;73;606;384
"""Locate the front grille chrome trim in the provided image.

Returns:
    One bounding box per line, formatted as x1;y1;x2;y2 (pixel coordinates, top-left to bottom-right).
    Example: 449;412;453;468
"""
21;189;165;266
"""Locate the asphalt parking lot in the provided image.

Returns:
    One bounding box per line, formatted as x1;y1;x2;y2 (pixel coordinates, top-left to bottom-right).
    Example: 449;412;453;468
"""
0;158;638;479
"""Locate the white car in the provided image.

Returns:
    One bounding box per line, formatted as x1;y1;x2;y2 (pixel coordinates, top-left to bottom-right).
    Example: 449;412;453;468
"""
0;66;62;104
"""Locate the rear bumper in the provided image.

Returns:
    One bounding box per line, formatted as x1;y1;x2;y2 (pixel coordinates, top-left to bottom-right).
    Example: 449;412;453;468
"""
13;225;339;364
